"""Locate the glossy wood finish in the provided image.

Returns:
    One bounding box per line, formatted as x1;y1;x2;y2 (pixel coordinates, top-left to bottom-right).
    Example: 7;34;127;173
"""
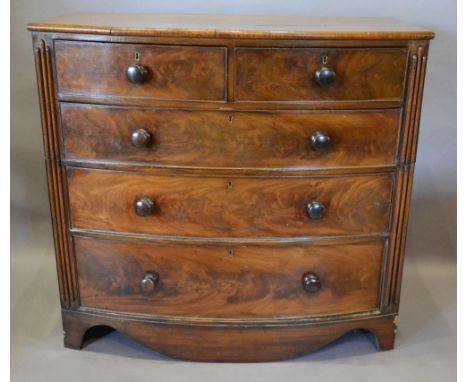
28;13;434;40
236;48;407;102
55;41;226;101
75;236;384;317
62;309;397;362
67;169;392;238
61;104;400;169
30;14;433;361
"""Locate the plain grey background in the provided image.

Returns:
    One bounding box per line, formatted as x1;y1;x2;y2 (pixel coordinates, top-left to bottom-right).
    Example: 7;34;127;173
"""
11;0;456;381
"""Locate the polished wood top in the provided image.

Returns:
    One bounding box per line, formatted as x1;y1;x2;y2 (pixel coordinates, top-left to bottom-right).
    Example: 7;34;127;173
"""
27;13;434;40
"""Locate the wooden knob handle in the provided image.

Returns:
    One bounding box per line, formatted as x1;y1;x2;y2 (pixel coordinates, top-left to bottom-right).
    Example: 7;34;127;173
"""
302;272;321;293
315;67;336;87
309;132;332;151
131;129;152;148
126;64;149;84
135;197;155;217
306;201;326;220
140;272;159;293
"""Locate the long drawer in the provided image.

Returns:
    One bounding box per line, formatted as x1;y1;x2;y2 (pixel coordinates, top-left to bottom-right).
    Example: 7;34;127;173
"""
67;169;393;237
75;236;384;318
54;41;227;101
61;104;400;169
235;47;408;102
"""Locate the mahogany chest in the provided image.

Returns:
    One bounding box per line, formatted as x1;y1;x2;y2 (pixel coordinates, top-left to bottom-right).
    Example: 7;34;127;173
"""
28;13;434;362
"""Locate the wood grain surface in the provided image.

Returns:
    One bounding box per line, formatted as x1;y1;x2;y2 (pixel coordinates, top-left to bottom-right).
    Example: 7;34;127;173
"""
236;48;407;102
62;309;397;361
55;41;226;101
74;236;384;317
67;169;393;237
61;104;400;169
34;39;76;308
29;16;433;360
28;13;435;40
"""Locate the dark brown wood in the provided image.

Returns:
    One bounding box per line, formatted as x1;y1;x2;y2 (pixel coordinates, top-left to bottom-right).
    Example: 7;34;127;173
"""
67;169;393;237
302;272;322;293
306;200;326;220
130;128;152;148
29;14;432;361
55;41;227;101
33;39;76;308
235;48;407;102
63;159;396;176
61;104;401;169
74;235;384;317
309;131;332;151
58;93;403;110
134;197;155;217
62;309;397;362
71;229;387;246
140;272;159;293
315;66;337;87
382;42;430;313
126;64;149;84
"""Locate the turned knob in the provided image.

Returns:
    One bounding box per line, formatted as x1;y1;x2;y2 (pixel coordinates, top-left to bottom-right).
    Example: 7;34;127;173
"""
315;67;336;87
140;272;159;293
306;201;326;220
135;197;155;217
302;272;321;293
126;64;149;84
309;132;332;151
131;129;152;148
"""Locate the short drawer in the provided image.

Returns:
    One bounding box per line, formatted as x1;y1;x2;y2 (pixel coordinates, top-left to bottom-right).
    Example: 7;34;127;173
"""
61;104;400;168
235;48;407;102
67;169;392;237
75;236;384;318
54;41;226;101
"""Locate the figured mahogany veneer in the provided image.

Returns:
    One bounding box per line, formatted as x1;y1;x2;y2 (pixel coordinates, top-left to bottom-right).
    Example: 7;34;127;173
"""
61;104;401;168
68;169;392;237
75;236;384;318
29;13;433;362
235;48;407;102
55;41;226;101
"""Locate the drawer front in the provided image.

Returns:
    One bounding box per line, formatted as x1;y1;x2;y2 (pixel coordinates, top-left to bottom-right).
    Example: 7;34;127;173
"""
61;104;400;168
55;41;226;101
68;169;392;237
75;236;384;318
236;48;407;102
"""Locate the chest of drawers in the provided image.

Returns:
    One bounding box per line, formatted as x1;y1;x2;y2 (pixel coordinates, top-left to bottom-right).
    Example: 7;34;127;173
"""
28;13;434;362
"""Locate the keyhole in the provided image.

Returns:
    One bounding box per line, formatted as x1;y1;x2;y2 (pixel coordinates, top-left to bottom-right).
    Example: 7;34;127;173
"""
227;181;234;189
228;115;234;124
227;249;234;257
135;52;141;62
322;54;328;65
